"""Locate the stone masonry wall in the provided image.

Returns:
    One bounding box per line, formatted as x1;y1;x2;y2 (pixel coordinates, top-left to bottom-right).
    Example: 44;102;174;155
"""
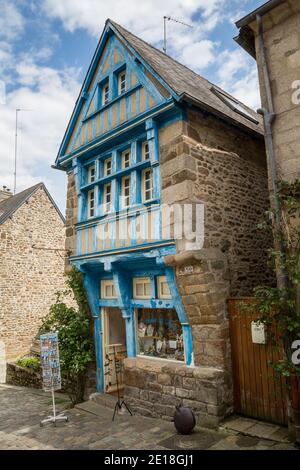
124;357;231;428
0;187;68;363
251;0;300;182
65;171;78;268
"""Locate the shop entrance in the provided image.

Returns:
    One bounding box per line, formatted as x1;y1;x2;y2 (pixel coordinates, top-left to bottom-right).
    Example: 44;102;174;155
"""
102;308;127;393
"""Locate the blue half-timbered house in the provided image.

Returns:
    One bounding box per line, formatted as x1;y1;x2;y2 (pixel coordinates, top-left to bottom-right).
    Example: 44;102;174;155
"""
55;19;269;421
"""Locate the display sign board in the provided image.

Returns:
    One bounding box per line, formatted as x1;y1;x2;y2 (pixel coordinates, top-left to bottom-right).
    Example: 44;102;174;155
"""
251;321;266;345
40;333;62;391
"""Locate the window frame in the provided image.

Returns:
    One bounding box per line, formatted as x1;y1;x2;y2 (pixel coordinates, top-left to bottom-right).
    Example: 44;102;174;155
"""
103;157;112;176
118;70;126;95
142;141;150;161
87;189;95;218
102;81;110;106
142;168;154;202
101;279;117;299
133;277;152;299
121;149;131;169
87;164;96;184
103;182;112;214
121;175;131;209
157;276;171;299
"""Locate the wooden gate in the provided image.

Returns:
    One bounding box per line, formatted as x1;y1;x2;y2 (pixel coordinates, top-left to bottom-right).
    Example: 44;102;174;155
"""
228;298;288;425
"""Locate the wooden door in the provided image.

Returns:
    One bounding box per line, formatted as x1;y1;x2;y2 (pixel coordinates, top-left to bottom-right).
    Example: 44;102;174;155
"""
102;308;127;393
228;298;288;425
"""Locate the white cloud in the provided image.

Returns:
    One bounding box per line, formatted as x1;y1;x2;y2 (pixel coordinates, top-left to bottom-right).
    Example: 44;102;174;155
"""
42;0;225;70
0;59;81;210
0;1;25;42
216;49;261;109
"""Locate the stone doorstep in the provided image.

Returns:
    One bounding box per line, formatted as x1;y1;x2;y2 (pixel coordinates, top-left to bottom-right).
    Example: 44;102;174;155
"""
220;415;291;443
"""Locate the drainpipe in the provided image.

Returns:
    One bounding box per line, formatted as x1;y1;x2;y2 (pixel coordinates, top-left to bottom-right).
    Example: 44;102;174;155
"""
256;14;299;444
256;14;287;287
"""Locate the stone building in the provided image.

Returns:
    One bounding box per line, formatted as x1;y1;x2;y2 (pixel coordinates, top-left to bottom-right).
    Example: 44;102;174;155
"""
0;183;66;380
235;0;300;183
54;20;272;426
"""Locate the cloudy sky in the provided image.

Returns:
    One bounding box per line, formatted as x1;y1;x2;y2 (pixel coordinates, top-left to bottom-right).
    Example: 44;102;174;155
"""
0;0;264;213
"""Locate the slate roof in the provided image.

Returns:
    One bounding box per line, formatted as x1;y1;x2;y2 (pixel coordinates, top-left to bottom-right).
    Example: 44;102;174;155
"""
0;182;65;225
109;20;264;136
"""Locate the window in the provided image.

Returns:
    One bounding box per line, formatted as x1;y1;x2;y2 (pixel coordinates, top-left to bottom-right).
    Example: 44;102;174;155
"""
101;280;117;299
121;149;131;169
133;277;152;299
103;183;112;213
104;157;112;176
157;276;171;299
142;141;150;161
88;189;95;218
118;71;126;95
211;86;259;124
102;81;109;105
87;164;95;183
136;308;184;362
142;168;153;202
121;175;131;208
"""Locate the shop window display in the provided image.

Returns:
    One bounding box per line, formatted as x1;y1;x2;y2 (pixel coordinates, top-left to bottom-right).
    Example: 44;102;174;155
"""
136;308;184;362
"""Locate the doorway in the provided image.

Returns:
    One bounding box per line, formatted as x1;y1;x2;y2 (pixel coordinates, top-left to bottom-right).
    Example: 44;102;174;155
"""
102;308;127;393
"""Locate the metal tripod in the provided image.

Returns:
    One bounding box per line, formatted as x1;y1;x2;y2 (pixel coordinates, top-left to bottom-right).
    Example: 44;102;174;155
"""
112;345;132;421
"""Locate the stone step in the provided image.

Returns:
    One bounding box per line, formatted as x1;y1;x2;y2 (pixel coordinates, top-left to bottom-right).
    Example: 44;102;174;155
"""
89;392;118;410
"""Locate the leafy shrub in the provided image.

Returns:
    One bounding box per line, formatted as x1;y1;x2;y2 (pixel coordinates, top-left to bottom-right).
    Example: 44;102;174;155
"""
17;356;40;372
39;267;93;405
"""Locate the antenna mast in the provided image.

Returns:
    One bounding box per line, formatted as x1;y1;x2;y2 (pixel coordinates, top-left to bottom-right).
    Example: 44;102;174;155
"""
163;16;193;54
13;108;32;194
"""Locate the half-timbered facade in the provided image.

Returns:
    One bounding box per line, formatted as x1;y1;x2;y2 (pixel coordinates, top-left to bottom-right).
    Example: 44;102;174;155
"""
55;20;273;425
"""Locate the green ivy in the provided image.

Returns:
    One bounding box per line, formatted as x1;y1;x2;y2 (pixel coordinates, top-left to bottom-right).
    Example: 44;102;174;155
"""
39;267;93;405
17;357;40;372
254;179;300;380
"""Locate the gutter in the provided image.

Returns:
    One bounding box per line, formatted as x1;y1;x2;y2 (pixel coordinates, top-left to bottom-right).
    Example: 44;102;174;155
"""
235;0;285;28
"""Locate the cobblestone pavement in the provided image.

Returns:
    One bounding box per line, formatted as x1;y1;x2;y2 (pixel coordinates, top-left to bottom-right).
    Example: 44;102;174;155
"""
0;385;297;450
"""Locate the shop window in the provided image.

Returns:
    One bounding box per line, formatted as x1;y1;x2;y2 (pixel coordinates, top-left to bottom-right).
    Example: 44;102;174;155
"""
87;189;95;218
157;276;171;299
104;157;112;176
142;141;150;161
101;280;117;299
136;308;184;362
142;168;153;202
87;164;95;183
133;277;151;299
121;149;131;169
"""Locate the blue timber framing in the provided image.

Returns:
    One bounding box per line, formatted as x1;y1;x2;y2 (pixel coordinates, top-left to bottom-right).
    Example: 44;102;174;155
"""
57;20;194;394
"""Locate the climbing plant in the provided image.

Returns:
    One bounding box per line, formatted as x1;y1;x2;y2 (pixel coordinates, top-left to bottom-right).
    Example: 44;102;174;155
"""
254;179;300;381
39;267;93;405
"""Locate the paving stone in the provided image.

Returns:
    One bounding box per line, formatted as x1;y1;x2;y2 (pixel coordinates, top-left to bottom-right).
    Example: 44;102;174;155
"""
0;385;297;450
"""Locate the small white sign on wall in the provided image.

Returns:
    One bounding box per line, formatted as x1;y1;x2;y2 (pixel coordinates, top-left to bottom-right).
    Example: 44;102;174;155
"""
251;321;266;344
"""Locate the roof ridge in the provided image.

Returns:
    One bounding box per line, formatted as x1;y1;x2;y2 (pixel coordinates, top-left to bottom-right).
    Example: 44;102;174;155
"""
108;19;257;114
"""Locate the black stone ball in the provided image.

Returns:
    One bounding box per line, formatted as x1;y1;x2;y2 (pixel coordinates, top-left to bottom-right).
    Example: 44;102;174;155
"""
174;405;196;435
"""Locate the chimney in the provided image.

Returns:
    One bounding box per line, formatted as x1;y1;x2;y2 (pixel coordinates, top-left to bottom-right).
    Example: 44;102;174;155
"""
0;186;13;202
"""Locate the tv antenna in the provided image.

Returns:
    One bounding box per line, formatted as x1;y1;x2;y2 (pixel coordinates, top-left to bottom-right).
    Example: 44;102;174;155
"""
163;16;193;54
14;108;32;194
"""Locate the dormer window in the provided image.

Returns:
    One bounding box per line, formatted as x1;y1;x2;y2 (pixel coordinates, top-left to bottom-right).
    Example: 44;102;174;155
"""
118;71;126;95
102;81;109;105
121;149;131;169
